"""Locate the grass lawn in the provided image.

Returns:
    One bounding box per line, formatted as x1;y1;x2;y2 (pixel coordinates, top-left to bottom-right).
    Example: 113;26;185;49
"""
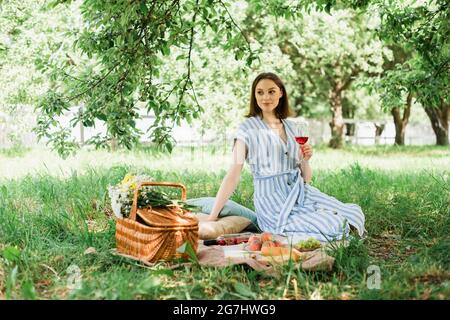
0;144;449;299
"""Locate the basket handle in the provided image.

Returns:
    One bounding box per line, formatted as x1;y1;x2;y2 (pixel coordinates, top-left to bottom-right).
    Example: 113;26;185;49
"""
129;182;187;221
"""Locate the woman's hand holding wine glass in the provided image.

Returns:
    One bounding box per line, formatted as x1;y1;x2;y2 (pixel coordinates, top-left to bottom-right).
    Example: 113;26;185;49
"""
301;144;313;161
294;121;313;164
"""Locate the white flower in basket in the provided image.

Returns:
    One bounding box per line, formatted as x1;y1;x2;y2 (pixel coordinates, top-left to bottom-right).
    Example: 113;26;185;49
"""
108;186;126;219
108;173;153;219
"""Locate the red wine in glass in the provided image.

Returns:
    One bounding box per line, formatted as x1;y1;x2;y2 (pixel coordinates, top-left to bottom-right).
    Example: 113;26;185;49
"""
295;136;309;145
294;121;310;162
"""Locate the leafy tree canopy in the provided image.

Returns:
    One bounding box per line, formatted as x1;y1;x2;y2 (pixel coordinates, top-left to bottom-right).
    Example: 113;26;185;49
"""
3;0;446;155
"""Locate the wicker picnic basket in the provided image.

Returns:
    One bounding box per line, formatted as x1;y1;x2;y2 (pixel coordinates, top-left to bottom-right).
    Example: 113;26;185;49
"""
115;182;199;263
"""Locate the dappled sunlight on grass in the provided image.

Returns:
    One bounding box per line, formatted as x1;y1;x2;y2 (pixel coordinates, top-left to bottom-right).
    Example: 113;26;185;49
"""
0;145;233;180
1;144;449;180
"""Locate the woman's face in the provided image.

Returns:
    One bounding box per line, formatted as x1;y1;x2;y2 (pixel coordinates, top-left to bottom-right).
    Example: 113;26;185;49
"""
255;79;283;115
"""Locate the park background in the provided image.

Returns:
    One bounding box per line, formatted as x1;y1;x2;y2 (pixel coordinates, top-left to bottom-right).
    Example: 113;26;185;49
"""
0;0;449;300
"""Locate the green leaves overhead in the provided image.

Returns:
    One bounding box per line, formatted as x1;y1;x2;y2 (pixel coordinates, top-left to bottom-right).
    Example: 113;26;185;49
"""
345;0;450;108
35;0;260;156
20;0;448;155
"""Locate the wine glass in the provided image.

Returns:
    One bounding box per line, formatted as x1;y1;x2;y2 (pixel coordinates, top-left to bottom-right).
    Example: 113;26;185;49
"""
294;120;309;164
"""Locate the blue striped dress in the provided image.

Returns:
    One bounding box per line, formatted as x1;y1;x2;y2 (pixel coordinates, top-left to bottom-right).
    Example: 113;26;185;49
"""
234;115;366;242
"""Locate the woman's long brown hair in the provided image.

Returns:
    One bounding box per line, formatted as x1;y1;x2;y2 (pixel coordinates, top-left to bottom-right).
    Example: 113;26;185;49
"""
245;72;295;119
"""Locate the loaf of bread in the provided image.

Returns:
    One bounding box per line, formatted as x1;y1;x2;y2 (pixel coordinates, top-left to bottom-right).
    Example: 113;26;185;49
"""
260;246;304;261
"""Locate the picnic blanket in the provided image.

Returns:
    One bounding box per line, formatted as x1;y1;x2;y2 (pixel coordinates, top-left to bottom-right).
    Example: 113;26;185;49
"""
113;240;338;278
196;241;336;277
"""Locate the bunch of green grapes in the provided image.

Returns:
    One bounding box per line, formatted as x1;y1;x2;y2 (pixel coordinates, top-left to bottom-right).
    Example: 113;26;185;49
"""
296;238;321;250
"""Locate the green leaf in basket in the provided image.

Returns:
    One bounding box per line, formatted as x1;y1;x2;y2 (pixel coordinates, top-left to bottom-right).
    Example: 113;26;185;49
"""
233;282;256;299
176;241;198;264
179;202;201;212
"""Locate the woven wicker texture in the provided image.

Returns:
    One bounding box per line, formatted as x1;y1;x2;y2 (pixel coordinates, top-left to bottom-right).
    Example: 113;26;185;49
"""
116;182;199;263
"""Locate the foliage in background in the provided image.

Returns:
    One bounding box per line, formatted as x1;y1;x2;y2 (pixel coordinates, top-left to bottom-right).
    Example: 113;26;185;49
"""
25;0;393;155
339;0;450;145
242;5;390;148
33;0;264;157
1;0;448;156
0;0;80;149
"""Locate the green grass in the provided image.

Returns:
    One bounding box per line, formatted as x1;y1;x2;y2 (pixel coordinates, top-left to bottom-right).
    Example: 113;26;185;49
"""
0;144;449;300
0;145;31;158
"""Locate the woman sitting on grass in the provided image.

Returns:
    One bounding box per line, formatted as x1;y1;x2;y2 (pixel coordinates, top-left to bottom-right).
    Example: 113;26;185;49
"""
207;72;366;242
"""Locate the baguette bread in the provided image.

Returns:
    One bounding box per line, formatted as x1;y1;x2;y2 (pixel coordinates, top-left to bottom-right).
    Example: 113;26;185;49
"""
260;246;304;262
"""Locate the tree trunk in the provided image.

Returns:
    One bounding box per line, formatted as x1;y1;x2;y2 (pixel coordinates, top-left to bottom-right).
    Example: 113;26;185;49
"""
79;122;85;145
329;84;345;149
391;93;412;145
78;106;85;145
424;101;449;146
110;138;118;152
342;98;356;137
328;67;359;149
374;123;385;145
345;123;356;137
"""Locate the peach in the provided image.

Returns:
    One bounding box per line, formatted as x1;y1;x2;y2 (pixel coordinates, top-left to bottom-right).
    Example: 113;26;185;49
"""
261;232;273;242
248;235;261;243
247;239;262;251
261;246;286;256
262;240;276;248
273;240;283;247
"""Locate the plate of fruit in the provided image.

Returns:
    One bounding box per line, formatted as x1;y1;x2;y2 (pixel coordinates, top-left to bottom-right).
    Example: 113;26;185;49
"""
244;232;304;262
295;238;322;252
245;232;283;250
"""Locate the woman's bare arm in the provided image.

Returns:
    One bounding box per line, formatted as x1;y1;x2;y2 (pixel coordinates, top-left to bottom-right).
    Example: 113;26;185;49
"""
299;143;313;184
300;160;312;184
207;140;246;221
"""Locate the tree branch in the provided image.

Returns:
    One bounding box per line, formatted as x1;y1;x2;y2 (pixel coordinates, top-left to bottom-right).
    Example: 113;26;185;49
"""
403;92;413;123
217;0;252;52
339;67;361;92
176;0;198;110
66;61;121;103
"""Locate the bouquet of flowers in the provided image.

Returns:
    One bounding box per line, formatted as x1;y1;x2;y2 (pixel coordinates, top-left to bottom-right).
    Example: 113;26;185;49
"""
108;173;199;219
